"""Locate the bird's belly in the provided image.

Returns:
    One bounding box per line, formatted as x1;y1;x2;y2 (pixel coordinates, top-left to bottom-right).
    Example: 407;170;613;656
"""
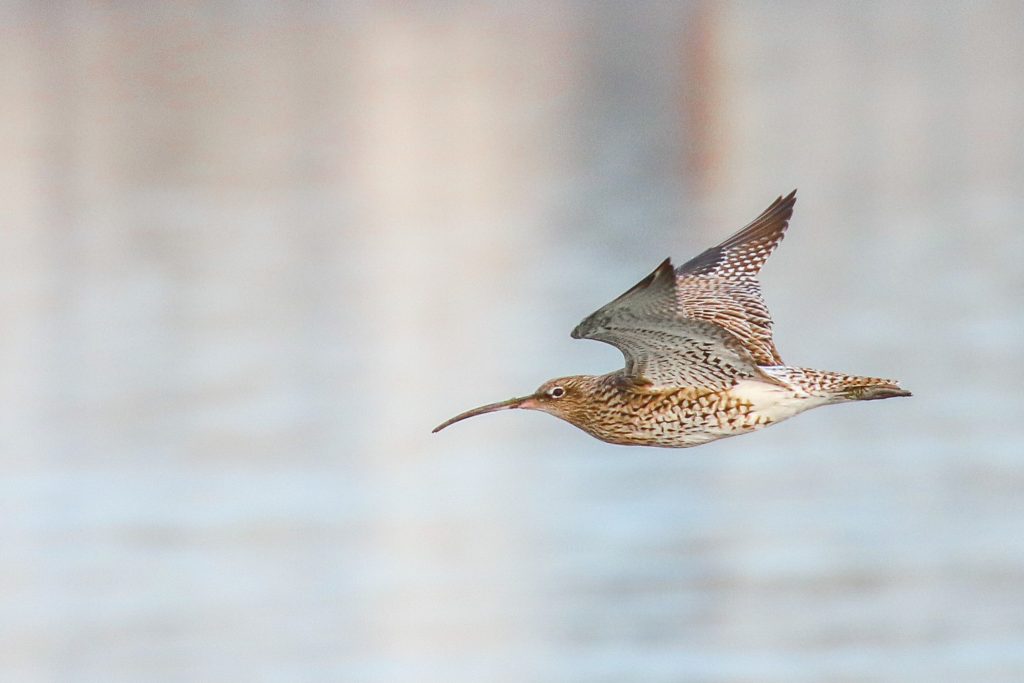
727;379;826;423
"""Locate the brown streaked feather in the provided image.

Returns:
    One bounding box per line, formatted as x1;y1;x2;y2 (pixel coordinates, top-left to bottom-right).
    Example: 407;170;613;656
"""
675;190;796;366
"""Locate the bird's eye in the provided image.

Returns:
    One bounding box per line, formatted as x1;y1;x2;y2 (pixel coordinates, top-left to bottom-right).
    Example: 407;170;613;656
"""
549;386;565;399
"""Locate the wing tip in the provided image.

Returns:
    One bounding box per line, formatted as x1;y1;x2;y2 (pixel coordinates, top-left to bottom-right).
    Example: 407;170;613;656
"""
762;188;798;225
677;188;798;277
722;188;799;250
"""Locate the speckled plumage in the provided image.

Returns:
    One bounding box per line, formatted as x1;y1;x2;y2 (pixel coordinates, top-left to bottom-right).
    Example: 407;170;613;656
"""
434;190;910;447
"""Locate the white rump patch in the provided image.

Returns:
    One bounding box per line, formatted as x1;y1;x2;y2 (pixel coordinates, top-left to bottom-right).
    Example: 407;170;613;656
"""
730;378;827;423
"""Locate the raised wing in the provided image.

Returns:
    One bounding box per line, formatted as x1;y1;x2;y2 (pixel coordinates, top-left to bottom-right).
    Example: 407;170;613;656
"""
571;259;773;389
675;190;797;365
571;191;797;388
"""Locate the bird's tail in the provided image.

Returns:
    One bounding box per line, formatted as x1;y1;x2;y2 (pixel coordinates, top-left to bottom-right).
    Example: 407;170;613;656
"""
765;367;912;402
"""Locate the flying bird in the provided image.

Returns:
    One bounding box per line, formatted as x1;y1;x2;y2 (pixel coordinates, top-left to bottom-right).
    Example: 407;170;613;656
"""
433;191;910;447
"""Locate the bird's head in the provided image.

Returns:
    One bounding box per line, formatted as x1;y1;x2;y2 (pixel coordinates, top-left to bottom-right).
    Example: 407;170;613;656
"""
432;375;595;434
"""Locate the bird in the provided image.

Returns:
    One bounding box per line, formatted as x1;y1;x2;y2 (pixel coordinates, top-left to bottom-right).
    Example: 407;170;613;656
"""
432;190;910;447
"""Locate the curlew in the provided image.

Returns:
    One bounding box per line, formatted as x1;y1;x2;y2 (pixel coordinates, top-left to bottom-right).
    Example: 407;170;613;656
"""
433;191;910;447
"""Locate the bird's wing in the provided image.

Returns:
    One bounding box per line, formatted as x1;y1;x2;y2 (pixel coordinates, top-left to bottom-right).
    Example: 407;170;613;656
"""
674;190;797;366
571;259;776;390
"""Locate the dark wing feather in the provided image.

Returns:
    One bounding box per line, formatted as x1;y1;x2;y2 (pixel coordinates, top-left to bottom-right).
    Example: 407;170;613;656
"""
678;190;796;277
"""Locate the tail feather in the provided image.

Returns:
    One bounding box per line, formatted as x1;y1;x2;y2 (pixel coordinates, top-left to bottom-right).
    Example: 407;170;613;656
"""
764;366;911;402
833;380;912;401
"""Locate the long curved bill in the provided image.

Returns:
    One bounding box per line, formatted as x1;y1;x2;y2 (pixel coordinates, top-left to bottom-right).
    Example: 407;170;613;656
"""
432;395;534;433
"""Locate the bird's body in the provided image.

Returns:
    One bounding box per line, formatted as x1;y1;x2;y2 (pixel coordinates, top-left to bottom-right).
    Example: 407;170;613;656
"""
521;373;786;448
538;367;901;448
434;191;910;448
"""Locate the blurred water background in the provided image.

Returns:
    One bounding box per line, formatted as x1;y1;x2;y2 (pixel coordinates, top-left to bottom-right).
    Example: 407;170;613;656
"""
2;2;1023;682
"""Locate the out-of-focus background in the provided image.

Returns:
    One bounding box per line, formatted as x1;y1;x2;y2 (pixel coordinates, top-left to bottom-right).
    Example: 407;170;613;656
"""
2;2;1023;682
